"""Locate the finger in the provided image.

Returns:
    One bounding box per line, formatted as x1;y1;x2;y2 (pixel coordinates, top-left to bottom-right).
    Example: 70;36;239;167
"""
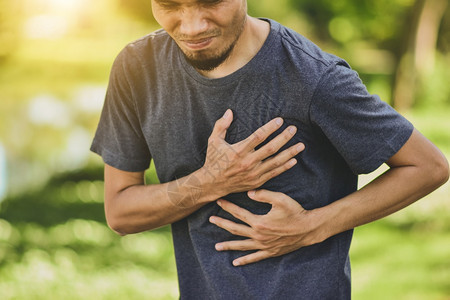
247;189;287;205
217;200;257;226
210;109;233;140
239;117;284;151
254;157;298;186
251;125;298;161
233;250;272;266
209;216;254;238
215;239;260;252
256;142;304;175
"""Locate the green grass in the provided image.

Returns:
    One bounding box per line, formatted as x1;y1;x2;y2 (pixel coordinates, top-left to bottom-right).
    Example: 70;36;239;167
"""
351;215;450;299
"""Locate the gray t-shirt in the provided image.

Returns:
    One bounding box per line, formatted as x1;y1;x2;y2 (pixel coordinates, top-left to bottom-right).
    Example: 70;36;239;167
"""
91;19;413;299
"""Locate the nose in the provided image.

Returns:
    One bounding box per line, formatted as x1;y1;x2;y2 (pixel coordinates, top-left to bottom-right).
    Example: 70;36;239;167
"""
179;7;208;37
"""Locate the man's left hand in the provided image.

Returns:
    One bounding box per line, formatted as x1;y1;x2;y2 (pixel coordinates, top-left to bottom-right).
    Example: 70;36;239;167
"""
209;190;326;266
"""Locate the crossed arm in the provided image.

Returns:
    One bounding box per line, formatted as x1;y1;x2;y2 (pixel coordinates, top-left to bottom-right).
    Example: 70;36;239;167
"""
104;109;304;234
210;128;449;266
104;109;449;266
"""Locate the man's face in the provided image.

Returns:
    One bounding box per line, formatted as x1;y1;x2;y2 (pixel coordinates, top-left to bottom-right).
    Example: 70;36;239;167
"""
151;0;247;71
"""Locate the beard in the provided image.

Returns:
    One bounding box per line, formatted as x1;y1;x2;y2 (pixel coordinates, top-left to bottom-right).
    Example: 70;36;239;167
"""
182;43;236;71
179;14;247;71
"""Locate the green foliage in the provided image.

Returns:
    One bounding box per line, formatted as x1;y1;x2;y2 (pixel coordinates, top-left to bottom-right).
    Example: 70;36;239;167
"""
0;1;449;299
0;0;23;60
415;54;450;109
117;0;157;25
0;166;178;299
352;217;450;299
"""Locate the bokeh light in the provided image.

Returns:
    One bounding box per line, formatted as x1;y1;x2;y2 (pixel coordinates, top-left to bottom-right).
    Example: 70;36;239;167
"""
0;0;449;299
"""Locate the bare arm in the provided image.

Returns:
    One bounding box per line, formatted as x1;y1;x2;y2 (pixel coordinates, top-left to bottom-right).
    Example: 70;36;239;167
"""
104;109;304;235
210;129;449;266
317;129;449;236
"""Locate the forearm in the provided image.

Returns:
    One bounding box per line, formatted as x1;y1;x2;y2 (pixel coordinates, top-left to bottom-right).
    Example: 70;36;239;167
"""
315;167;442;237
105;168;221;235
315;154;448;243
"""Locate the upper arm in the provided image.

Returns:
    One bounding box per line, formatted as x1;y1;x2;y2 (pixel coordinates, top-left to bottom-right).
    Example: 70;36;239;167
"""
386;128;449;183
310;63;414;174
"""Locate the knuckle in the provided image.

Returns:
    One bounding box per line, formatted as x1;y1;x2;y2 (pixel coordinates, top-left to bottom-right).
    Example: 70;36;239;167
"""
212;121;223;132
207;136;217;145
247;170;258;182
238;244;249;251
271;159;282;168
239;160;251;171
252;130;264;143
227;149;239;161
254;221;268;231
265;144;277;155
253;232;266;241
267;248;279;256
290;146;299;155
284;129;292;139
228;228;238;235
268;169;279;179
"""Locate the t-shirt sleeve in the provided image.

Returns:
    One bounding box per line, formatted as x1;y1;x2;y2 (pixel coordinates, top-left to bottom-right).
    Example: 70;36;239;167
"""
90;49;151;172
309;61;414;175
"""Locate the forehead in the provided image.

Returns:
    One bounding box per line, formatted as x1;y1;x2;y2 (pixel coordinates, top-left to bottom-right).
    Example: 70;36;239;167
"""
153;0;226;4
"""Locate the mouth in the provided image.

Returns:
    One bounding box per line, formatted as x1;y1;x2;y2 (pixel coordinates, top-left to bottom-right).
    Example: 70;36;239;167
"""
180;37;214;50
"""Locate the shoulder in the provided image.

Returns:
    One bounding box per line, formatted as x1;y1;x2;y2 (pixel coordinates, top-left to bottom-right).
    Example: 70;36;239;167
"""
114;29;175;68
109;28;178;82
126;29;172;54
267;19;350;73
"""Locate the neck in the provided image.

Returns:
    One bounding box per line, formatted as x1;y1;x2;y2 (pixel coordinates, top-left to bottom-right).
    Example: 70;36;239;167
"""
197;17;270;79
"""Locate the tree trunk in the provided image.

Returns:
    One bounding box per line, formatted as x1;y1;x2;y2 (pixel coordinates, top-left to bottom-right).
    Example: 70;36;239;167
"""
392;0;448;111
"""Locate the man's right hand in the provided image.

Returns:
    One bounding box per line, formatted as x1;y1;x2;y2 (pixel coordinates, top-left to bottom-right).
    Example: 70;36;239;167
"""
199;109;305;199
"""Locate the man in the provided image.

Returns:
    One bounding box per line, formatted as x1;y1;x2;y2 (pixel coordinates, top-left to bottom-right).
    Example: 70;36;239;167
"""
91;0;449;298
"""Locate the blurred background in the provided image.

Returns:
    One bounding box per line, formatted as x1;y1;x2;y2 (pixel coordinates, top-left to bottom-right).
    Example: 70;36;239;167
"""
0;0;449;299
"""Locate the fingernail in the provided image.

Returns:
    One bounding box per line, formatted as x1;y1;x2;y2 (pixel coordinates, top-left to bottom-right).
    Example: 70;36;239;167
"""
248;190;256;197
275;118;283;126
215;244;223;251
217;200;222;206
233;260;241;267
223;109;230;119
209;217;216;224
290;159;297;166
296;144;304;152
289;126;297;135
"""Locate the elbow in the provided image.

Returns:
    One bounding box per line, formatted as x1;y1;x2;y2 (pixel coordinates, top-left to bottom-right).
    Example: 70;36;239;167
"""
105;207;149;236
106;215;128;236
438;157;449;186
428;153;449;189
105;206;134;236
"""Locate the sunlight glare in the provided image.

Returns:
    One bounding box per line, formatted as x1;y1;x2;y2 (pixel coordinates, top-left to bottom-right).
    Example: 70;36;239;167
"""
23;0;88;39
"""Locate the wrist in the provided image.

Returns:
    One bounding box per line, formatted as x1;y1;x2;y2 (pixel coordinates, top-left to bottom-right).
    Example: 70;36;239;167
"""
302;207;336;245
193;167;227;203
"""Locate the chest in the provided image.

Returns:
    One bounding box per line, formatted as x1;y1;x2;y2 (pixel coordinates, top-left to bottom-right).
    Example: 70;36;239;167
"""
138;76;311;183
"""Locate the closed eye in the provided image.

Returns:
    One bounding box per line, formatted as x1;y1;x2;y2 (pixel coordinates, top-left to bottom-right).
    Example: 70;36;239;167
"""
155;0;224;10
154;0;181;10
200;0;223;6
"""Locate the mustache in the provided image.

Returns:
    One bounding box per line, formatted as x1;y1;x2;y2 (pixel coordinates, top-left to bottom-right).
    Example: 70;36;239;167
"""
175;29;221;40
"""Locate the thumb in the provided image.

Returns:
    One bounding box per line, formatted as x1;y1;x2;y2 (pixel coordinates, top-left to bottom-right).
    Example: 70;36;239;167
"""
247;189;284;205
210;109;233;140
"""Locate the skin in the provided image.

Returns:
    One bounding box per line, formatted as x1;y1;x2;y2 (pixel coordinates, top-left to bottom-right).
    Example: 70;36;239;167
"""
151;0;270;78
104;0;450;267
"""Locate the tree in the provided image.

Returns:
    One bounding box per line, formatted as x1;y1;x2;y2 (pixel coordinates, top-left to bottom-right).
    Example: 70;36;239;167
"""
392;0;448;111
0;0;23;62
